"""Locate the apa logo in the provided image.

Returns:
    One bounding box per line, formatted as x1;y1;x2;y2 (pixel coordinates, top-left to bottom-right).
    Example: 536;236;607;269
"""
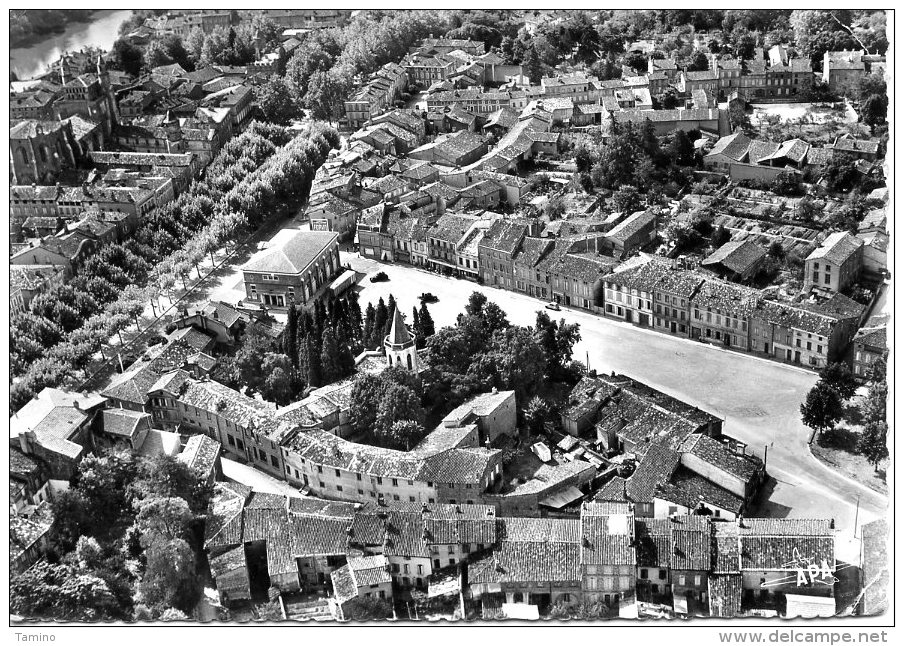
787;548;837;587
761;548;838;589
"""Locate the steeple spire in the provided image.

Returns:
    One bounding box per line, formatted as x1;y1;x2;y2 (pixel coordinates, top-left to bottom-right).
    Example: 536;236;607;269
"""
388;306;411;345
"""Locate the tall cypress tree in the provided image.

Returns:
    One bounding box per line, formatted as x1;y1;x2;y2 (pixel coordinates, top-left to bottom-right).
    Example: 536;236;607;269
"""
305;332;323;387
347;291;363;343
320;327;340;384
285;305;299;367
335;320;356;377
373;298;388;349
412;306;421;345
363;302;376;349
313;300;325;340
419;302;435;340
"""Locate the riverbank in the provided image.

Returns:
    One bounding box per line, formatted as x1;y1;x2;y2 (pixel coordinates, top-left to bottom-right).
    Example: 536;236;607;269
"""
9;10;97;49
10;9;133;81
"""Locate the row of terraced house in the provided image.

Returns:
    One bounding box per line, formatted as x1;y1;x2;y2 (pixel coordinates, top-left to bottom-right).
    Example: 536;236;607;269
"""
204;487;843;619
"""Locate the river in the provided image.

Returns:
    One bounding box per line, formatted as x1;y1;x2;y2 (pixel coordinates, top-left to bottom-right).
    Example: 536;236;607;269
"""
10;9;134;81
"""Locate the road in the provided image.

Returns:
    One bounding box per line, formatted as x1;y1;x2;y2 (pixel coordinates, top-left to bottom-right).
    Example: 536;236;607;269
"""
344;252;887;561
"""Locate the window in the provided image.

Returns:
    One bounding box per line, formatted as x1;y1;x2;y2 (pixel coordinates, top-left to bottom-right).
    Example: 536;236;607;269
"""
659;570;667;580
337;485;343;492
641;569;649;579
270;455;279;468
392;478;398;487
335;469;341;477
678;576;686;586
317;465;323;473
358;488;364;495
393;494;400;501
356;473;362;481
694;575;701;586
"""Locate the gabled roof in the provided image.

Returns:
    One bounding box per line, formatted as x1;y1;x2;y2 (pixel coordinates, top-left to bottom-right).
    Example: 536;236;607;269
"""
805;231;863;265
701;239;766;275
707;132;751;162
626;441;680;503
680;434;763;482
98;408;148;438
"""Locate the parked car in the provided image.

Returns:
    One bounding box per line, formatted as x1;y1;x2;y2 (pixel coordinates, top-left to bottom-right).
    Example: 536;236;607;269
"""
545;302;560;311
419;292;439;304
370;271;389;283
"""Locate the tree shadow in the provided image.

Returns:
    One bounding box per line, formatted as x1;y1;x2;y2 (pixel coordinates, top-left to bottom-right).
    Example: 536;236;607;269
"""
817;426;860;453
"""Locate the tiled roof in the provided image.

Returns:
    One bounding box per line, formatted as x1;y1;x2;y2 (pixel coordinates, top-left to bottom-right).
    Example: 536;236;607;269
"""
738;519;835;570
669;515;712;571
428;213;478;244
10;446;44;480
707;133;751;161
178;434;221;475
422;505;497;545
605;209;655;242
680;434;763;482
418;448;498;484
806;231;863;265
10;503;55;566
655;467;745;514
10;388;103;461
712;522;741;573
580;503;635;565
514;237;554;268
204;483;249;550
331;565;358;604
179;378;276;430
501;460;595;496
701;240;766;275
500;517;581;543
692;278;761;317
243;229;337;274
626;441;680;502
594;476;628;502
614;108;721;125
9;119;66;139
209;545;246;578
635;517;673;568
99;408;148;438
606;255;672;292
854;326;886;350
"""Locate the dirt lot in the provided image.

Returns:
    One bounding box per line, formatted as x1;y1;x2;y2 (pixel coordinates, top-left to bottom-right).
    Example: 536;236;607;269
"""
810;443;887;496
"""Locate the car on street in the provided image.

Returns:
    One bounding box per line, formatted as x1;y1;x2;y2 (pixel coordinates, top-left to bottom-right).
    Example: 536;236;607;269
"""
419;292;439;304
545;302;560;311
